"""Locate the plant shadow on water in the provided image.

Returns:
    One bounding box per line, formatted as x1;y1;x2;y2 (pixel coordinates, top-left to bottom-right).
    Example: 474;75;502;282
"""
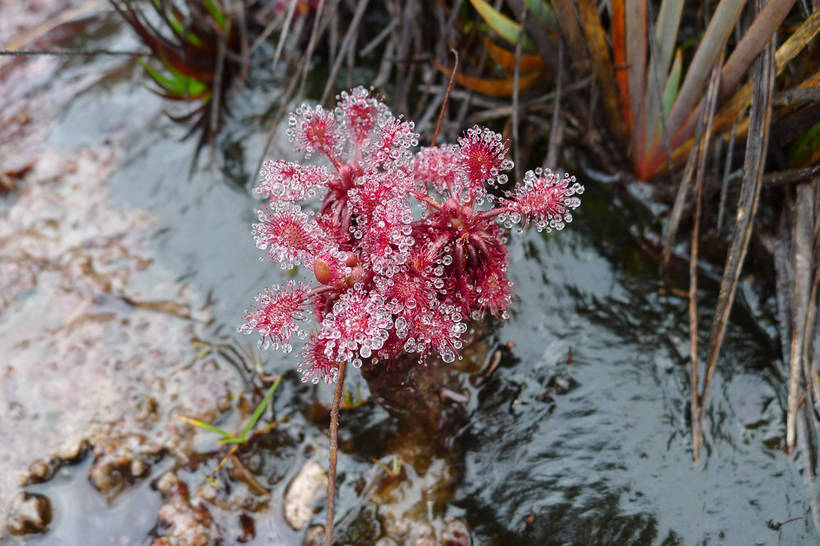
1;7;818;546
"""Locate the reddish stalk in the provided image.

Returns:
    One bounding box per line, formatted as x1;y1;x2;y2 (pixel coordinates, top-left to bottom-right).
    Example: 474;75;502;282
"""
476;207;505;221
431;48;458;147
324;361;347;546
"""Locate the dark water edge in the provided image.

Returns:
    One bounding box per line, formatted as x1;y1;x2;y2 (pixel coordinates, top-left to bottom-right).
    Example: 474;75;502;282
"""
1;13;817;546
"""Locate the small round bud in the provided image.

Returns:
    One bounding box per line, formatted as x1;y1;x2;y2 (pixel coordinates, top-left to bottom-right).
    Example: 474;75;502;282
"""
346;265;365;286
314;257;333;285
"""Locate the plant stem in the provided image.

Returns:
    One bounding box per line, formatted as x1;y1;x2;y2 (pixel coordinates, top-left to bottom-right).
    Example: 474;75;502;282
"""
432;49;458;147
325;361;347;546
699;32;774;428
690;58;722;462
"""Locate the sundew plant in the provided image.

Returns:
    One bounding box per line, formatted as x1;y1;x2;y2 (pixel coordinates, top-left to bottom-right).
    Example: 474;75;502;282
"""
240;87;583;384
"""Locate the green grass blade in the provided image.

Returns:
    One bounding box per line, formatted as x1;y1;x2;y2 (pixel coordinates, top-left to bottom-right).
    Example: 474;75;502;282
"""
167;12;205;47
237;375;282;442
150;0;204;46
469;0;533;49
174;414;234;438
647;48;682;146
662;49;682;117
185;31;204;48
165;11;185;38
642;0;684;148
654;0;684;82
164;61;209;98
202;0;227;29
136;58;187;97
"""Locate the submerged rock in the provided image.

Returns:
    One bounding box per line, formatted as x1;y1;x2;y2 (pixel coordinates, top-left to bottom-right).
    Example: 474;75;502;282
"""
154;472;222;546
284;460;328;530
303;524;325;545
440;519;470;546
0;6;292;542
6;492;51;536
24;459;54;485
89;435;159;499
372;457;467;546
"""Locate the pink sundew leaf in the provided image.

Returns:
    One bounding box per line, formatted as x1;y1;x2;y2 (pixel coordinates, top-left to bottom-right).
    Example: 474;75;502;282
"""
359;198;415;276
502;168;584;232
318;288;392;366
239;281;312;351
456;125;513;199
413;144;462;196
347;171;398;219
315;212;349;247
287;103;343;163
252;202;334;268
336;86;388;147
361;115;419;173
256;160;332;202
377;271;430;316
472;257;513;319
409;230;451;272
299;334;339;384
440;230;511;319
400;302;466;364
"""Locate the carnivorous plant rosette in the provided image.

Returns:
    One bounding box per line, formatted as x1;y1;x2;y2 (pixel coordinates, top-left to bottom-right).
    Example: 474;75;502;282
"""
239;87;583;383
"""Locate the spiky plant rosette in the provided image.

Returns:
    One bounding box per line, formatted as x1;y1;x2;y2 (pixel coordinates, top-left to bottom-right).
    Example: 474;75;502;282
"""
239;87;583;384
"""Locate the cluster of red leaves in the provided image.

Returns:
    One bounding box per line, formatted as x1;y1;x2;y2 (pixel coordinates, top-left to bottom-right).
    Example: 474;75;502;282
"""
239;87;583;383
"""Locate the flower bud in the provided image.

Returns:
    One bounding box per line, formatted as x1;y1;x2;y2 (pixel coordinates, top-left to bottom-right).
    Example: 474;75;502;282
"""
314;257;334;285
346;265;365;286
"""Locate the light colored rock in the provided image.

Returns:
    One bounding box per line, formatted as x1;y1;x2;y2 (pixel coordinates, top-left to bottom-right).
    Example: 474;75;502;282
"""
283;460;327;530
154;472;220;546
441;518;470;546
303;525;325;546
6;492;51;536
